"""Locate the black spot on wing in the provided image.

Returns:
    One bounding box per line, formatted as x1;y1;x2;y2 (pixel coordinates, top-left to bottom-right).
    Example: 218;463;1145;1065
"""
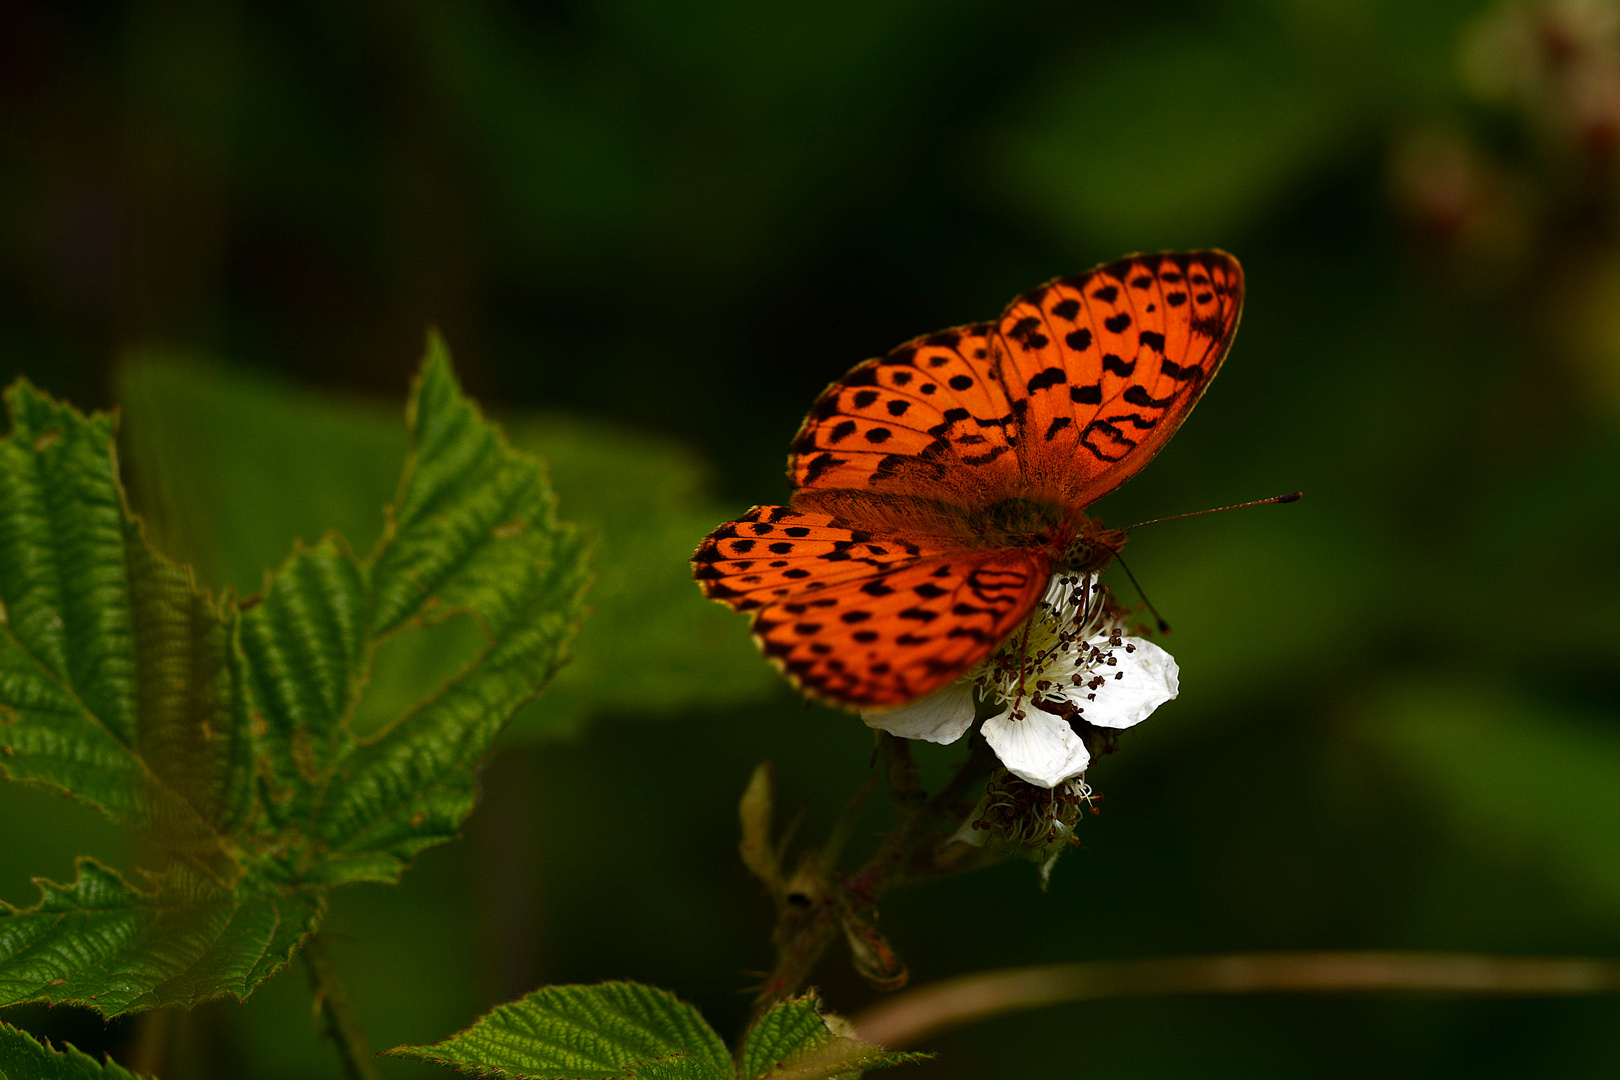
1160;357;1204;381
802;453;844;484
1101;354;1135;377
1007;315;1048;351
1026;367;1066;393
1123;385;1178;409
1079;419;1138;462
960;444;1012;466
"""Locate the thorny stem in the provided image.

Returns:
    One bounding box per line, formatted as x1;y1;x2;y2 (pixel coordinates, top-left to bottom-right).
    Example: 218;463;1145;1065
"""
303;933;382;1080
747;734;1000;1031
879;732;923;815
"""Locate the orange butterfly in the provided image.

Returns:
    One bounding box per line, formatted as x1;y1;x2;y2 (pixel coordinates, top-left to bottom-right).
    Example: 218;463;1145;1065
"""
693;250;1243;710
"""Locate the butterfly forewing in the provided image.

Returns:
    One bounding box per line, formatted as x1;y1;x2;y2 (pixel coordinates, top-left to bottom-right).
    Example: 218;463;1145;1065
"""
994;250;1243;504
789;323;1022;506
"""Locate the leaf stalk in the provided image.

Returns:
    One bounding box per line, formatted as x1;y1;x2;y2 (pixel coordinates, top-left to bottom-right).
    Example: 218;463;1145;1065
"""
303;934;382;1080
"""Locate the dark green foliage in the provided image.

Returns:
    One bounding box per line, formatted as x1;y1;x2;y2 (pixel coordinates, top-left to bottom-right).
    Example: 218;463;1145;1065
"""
0;344;590;1015
4;0;1620;1075
0;1021;142;1080
116;360;776;741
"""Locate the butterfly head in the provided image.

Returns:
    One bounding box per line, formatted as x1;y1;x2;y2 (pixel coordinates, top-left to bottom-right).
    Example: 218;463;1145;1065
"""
1059;521;1128;574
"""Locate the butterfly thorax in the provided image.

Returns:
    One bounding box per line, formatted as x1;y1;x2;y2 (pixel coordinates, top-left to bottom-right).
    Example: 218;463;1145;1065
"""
968;496;1068;545
967;496;1125;572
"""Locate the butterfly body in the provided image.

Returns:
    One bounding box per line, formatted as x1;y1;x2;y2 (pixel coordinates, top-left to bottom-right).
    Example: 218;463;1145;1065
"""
694;251;1244;710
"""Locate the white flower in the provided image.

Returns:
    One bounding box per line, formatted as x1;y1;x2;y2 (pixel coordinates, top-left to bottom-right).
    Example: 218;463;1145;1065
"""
949;769;1099;888
862;572;1178;788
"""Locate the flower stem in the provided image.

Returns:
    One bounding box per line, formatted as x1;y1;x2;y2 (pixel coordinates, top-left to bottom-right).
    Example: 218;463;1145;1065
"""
303;933;381;1080
746;735;1000;1029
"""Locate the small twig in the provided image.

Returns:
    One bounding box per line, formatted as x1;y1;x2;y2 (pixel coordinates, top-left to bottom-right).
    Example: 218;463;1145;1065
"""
303;933;382;1080
877;732;922;815
747;737;999;1030
819;764;878;873
851;951;1620;1048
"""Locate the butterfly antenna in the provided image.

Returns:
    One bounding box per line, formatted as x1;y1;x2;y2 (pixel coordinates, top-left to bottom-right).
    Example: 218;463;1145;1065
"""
1126;491;1302;530
1113;553;1171;635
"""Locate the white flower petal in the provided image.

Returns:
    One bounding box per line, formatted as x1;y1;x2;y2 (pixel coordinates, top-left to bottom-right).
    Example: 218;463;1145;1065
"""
981;705;1091;787
861;679;976;744
1081;637;1178;730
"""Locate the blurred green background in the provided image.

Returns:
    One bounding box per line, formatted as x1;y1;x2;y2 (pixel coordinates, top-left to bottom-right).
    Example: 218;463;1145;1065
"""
4;0;1620;1076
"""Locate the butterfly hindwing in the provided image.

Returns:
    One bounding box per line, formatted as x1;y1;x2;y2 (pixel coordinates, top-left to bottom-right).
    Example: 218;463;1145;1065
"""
693;506;930;608
693;506;1047;707
994;250;1243;504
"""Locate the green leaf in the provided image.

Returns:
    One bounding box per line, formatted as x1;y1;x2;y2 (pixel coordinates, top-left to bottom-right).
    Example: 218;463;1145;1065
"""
382;986;925;1080
0;378;242;849
238;341;591;886
115;352;404;594
0;338;589;1013
0;1020;143;1079
0;861;318;1014
501;415;774;739
117;356;774;742
739;995;925;1080
382;981;733;1080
